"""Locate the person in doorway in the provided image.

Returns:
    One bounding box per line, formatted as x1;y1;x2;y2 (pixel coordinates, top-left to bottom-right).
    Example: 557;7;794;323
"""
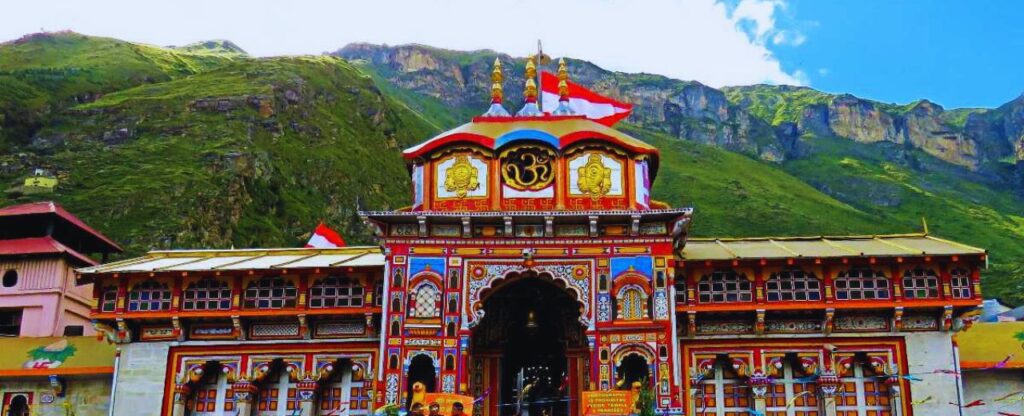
450;401;466;416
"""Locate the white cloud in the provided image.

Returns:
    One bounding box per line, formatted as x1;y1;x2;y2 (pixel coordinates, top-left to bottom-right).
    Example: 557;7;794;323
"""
772;30;807;46
0;0;807;87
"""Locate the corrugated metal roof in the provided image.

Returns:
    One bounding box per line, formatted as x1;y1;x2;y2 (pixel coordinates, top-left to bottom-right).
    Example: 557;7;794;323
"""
77;246;385;275
680;234;985;261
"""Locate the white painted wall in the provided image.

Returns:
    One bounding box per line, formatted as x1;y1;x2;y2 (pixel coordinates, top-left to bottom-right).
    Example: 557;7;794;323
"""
963;370;1024;416
112;341;171;416
902;332;960;415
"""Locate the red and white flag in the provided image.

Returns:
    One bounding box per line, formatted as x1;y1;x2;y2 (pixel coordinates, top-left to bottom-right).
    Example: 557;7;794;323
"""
305;222;346;248
540;71;633;126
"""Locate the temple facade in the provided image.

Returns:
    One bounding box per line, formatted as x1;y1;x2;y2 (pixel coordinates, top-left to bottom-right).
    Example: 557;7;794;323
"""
77;58;987;416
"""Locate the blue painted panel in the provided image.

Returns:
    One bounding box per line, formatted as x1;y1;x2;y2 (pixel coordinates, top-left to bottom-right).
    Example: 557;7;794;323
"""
409;257;446;277
494;129;561;149
610;256;654;278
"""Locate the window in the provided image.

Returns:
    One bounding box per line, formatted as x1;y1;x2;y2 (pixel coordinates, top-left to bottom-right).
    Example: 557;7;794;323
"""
257;365;300;415
766;270;822;302
374;282;384;307
63;325;84;336
836;360;892;416
99;286;118;313
0;310;22;336
2;270;17;288
183;278;232;311
128;280;171;312
243;277;297;309
319;363;354;414
616;286;648;320
902;268;939;299
309;276;364;308
697;270;752;303
674;279;687;304
765;358;819;416
2;393;31;416
834;269;890;301
409;282;441;319
191;364;236;416
951;268;973;299
695;359;750;416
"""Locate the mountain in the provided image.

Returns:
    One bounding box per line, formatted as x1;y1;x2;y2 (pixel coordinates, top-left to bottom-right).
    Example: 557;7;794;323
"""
1;33;1022;303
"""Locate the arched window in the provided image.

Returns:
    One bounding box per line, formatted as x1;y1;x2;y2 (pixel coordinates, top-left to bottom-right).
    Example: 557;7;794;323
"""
409;282;441;319
191;362;236;415
445;355;456;371
599;274;609;292
834;269;890;301
99;285;118;313
182;278;232;311
447;296;458;314
374;282;384;307
697;270;752;303
836;358;892;416
766;270;822;302
128;280;171;312
309;276;364;308
243;277;297;309
393;268;404;287
446;321;456;337
765;357;819;416
390;320;401;337
902;267;939;299
674;278;687;304
448;270;459;289
951;268;973;299
695;358;750;416
616;286;648;320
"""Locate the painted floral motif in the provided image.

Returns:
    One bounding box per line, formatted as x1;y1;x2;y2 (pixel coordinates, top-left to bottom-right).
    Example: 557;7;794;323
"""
442;375;456;393
465;261;593;328
653;291;669;320
597;295;612;322
385;374;399;404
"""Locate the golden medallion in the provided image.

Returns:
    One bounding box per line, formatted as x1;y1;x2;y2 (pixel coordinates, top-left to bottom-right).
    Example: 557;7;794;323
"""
444;155;480;198
501;146;555;191
576;153;612;196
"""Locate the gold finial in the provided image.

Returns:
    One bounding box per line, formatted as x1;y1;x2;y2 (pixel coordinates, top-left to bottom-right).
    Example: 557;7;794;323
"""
524;58;538;102
491;58;504;104
557;58;570;100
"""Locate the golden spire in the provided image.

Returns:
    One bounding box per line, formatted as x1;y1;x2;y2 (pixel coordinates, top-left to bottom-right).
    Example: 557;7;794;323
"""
557;58;570;101
483;57;511;117
524;58;538;103
490;57;504;104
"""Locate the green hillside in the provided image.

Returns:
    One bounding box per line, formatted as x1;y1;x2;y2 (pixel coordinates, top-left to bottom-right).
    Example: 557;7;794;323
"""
0;32;1021;304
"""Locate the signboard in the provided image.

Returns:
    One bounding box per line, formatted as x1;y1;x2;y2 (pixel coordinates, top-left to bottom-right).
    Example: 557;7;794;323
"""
421;393;474;416
581;390;634;416
189;324;236;340
140;325;177;341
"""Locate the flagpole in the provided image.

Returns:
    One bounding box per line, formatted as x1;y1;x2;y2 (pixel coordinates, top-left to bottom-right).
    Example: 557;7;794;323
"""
537;39;543;112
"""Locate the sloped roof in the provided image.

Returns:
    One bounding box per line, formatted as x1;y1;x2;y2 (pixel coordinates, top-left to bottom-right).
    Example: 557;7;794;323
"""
679;234;985;261
0;337;116;377
77;246;385;278
402;117;660;179
956;322;1024;370
0;201;122;252
0;237;98;266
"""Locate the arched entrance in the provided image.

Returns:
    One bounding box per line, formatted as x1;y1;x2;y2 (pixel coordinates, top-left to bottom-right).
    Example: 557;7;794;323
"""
406;354;437;409
471;272;587;416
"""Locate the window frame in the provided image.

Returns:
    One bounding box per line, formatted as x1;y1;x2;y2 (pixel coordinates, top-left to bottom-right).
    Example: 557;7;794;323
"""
697;270;753;304
766;269;822;302
902;267;939;299
309;275;365;309
243;277;297;310
182;277;233;311
950;268;973;299
127;279;172;312
834;269;891;301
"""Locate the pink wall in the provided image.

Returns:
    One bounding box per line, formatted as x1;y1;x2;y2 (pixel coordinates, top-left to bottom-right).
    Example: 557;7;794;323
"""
0;257;96;337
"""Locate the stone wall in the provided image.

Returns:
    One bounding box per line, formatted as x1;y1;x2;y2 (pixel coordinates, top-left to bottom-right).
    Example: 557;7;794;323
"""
0;375;110;416
962;370;1024;416
112;342;170;416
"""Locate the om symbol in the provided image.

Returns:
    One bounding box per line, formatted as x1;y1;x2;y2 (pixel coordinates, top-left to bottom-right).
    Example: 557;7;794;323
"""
501;146;554;191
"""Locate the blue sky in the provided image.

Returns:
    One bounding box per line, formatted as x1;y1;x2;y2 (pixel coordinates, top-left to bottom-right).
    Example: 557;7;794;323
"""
758;1;1024;108
2;0;1021;109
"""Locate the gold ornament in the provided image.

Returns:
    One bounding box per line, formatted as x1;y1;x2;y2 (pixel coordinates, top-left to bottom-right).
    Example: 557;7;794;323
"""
491;58;504;103
557;58;570;99
577;153;612;196
501;146;554;191
444;155;480;198
524;59;538;100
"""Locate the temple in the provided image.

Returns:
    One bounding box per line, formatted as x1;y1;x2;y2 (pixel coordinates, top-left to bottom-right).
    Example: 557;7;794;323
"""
76;57;987;416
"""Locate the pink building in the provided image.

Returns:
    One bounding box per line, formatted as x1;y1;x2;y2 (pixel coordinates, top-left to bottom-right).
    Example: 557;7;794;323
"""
0;201;121;337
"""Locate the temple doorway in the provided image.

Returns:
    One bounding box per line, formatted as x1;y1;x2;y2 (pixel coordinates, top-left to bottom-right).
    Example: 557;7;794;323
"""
471;273;587;416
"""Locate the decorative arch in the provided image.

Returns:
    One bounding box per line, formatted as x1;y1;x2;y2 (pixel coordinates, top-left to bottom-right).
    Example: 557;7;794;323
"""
612;343;657;367
465;261;593;328
615;284;649;320
611;273;650;296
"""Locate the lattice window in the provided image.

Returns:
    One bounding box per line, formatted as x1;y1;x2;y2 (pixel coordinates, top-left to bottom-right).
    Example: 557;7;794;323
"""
243;277;297;309
319;365;353;414
834;269;890;301
183;278;232;311
99;286;118;313
616;285;648;320
409;282;441;318
257;370;300;414
836;361;892;416
902;267;939;299
191;371;235;416
766;270;821;302
695;359;751;416
309;276;364;308
765;359;819;416
674;279;687;304
951;268;973;299
127;279;171;312
697;270;752;303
